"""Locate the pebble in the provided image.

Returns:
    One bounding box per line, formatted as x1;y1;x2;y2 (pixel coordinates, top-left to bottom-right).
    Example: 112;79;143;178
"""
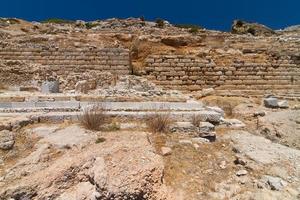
236;169;248;176
161;147;172;156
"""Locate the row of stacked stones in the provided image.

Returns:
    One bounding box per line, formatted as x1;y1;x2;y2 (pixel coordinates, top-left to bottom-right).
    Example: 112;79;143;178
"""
0;47;131;75
0;47;131;91
145;54;300;96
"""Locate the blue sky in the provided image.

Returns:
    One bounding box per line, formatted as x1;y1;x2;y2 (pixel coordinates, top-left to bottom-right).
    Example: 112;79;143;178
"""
1;0;299;31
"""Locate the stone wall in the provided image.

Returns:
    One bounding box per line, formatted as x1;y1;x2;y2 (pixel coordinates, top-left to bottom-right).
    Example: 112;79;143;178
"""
0;47;131;90
0;47;131;75
145;54;300;97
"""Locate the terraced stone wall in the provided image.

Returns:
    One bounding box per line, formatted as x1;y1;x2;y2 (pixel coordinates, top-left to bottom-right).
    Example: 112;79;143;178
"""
0;47;132;89
145;54;300;98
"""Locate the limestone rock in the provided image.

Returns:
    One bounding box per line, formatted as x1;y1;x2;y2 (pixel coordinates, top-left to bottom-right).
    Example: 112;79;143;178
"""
161;147;172;156
191;137;210;144
201;88;215;97
278;100;289;109
236;169;248;176
199;122;215;133
75;80;89;94
262;175;288;191
41;80;59;93
0;130;15;150
264;97;279;108
207;106;225;117
200;132;216;142
170;122;198;133
221;118;246;128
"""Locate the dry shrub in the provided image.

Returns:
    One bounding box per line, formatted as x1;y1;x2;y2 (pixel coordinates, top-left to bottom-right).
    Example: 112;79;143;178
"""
79;105;109;131
146;112;173;133
222;102;234;117
191;114;202;127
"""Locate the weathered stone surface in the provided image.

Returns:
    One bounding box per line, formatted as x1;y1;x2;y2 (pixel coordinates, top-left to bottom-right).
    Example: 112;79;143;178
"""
161;37;188;47
191;137;210;144
0;130;14;150
262;175;288;191
170;122;197;133
221;118;246;128
278;100;289;108
199;122;215;133
236;170;248;176
41;80;59;93
161;147;172;156
201;88;215;97
75;80;89;94
264;97;278;108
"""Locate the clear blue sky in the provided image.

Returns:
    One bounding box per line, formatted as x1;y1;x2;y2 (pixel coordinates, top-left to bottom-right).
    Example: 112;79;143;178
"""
1;0;299;31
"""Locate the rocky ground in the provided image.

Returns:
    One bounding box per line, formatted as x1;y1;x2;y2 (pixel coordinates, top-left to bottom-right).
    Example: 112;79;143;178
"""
0;17;299;200
0;95;299;199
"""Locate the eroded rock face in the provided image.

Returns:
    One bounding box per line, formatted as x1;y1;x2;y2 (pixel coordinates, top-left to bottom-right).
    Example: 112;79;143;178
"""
0;130;14;150
0;129;169;200
231;20;275;36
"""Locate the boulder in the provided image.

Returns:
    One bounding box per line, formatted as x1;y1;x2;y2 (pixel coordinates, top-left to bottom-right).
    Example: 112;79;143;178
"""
41;80;59;93
262;175;288;191
0;130;15;150
278;100;289;109
199;122;215;133
231;20;275;36
75;80;89;94
264;97;279;108
207;106;225;117
200;132;216;142
170;122;198;133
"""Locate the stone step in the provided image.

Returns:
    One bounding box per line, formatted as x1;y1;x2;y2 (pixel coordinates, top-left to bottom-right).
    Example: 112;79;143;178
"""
31;110;222;123
0;101;204;112
0;94;187;103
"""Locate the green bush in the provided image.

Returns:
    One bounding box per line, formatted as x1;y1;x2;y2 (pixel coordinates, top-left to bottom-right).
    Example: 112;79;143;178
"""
175;24;202;34
85;22;98;29
155;18;165;28
189;27;199;34
42;18;74;24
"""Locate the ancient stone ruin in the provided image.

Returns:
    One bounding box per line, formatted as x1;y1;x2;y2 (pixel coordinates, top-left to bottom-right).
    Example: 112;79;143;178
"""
0;17;299;199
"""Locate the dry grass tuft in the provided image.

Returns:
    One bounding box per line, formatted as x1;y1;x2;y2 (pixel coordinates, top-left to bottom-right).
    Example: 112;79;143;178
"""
145;112;173;133
79;105;109;131
222;102;234;117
